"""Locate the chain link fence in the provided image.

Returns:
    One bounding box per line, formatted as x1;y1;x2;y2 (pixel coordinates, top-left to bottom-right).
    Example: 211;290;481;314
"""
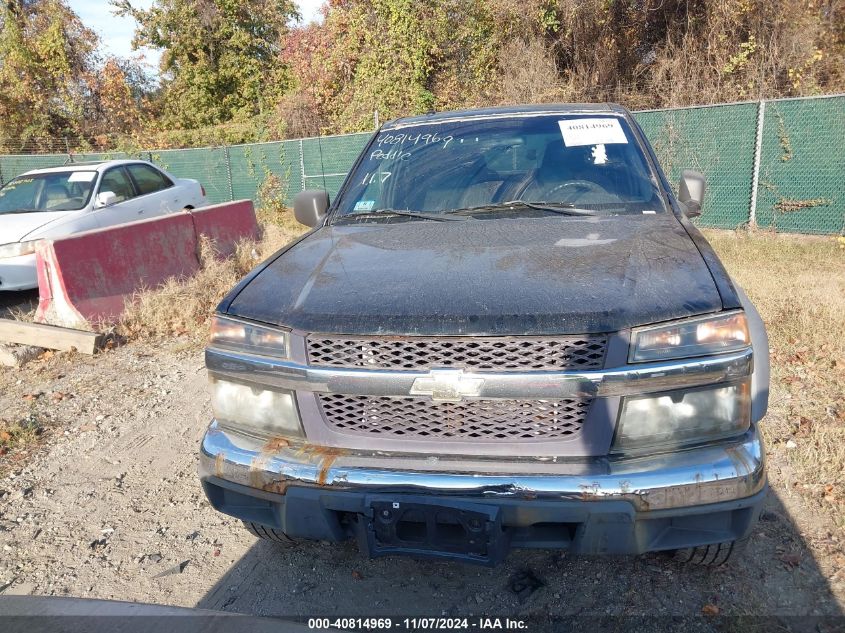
150;135;372;206
635;102;760;230
0;96;842;234
753;96;845;234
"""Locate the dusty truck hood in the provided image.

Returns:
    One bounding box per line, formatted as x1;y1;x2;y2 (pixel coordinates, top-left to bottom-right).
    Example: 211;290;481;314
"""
226;213;723;335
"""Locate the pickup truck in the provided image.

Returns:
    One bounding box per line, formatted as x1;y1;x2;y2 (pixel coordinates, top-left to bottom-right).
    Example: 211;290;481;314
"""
199;104;769;566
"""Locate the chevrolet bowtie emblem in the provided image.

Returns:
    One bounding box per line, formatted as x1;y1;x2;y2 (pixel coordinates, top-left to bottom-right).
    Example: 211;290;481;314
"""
409;369;484;403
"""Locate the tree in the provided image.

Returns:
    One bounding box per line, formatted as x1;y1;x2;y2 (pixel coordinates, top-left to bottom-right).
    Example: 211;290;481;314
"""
0;0;99;150
113;0;299;132
282;0;845;133
281;0;565;133
84;56;154;147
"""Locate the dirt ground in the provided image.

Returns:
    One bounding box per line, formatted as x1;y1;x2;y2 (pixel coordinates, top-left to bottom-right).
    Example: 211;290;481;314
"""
0;230;844;626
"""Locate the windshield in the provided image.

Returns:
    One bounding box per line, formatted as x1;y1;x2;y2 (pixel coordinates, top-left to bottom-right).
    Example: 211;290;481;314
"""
0;171;97;214
333;114;666;220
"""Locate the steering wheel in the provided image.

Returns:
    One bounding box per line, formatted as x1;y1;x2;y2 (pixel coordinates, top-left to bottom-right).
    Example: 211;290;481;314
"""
540;179;610;202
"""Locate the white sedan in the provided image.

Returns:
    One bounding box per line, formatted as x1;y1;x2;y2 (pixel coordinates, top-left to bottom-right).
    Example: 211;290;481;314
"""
0;160;207;291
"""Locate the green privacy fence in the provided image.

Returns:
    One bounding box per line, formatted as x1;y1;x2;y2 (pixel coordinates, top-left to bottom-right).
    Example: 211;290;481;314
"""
1;95;843;234
753;96;845;234
634;94;845;234
635;102;760;230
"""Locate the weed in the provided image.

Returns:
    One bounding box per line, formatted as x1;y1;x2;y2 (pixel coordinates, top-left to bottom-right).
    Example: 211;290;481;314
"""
0;413;43;456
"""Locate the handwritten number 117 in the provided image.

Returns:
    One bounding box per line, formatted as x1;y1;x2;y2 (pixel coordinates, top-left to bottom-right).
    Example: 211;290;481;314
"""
362;171;392;185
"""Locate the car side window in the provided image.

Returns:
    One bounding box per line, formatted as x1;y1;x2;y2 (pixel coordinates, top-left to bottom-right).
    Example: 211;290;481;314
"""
99;168;136;203
127;164;173;196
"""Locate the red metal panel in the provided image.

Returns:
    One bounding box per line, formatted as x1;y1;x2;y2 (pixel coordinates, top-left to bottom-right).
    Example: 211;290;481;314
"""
189;200;259;258
34;200;260;328
36;214;198;326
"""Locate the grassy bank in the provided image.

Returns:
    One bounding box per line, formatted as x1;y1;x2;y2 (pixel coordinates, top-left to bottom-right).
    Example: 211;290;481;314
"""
704;229;845;525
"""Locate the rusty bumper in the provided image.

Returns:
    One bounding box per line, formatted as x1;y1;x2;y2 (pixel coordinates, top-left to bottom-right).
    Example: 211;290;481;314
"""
199;420;766;513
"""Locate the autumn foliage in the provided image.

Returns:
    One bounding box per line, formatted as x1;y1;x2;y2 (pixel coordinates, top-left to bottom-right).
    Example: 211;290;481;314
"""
284;0;845;133
1;0;844;151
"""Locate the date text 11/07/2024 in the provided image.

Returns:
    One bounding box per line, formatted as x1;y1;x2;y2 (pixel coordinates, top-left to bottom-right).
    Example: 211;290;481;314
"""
307;617;529;630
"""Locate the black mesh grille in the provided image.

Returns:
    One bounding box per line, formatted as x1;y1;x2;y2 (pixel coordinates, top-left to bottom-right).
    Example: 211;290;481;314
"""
317;395;591;442
306;335;607;372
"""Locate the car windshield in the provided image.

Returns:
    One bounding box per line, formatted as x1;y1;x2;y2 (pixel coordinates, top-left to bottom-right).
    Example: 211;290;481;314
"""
0;171;97;214
333;114;666;221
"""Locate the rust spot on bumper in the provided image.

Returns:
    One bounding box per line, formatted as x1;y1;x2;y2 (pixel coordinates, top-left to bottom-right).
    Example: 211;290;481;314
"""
311;446;347;486
253;439;349;489
249;455;269;489
262;479;291;495
263;436;290;452
247;436;293;490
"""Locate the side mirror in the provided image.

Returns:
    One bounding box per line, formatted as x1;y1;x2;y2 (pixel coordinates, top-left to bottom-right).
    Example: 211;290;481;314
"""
293;190;329;227
677;170;705;218
95;191;118;208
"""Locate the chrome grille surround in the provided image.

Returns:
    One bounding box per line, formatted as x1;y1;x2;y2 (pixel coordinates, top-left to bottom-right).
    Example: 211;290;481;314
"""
306;334;608;372
317;394;592;442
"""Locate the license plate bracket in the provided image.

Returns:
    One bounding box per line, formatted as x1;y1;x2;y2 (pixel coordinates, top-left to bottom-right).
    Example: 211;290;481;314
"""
356;495;507;566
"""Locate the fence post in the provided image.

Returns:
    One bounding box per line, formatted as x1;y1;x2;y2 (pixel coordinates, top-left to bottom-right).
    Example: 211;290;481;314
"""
224;144;234;201
749;99;766;228
299;139;306;193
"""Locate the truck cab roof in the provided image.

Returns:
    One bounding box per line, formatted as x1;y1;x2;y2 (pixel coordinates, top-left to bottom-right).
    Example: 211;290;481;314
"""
383;103;626;130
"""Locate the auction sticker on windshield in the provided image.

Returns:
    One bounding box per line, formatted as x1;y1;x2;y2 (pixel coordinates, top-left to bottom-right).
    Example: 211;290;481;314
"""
559;118;628;147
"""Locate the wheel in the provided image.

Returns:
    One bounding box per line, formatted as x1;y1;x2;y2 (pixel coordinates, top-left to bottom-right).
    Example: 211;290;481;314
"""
242;521;299;545
673;538;747;567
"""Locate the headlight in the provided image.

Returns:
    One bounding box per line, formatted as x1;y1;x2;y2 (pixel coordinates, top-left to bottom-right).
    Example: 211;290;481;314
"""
0;241;38;259
209;315;289;358
207;317;298;437
210;376;303;438
612;379;751;453
629;311;749;362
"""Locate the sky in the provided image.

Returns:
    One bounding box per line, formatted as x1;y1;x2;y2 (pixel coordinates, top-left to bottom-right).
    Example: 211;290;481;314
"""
296;0;324;24
66;0;325;73
67;0;160;68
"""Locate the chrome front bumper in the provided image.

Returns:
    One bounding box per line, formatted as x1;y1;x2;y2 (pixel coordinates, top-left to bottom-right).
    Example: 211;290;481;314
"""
199;420;766;513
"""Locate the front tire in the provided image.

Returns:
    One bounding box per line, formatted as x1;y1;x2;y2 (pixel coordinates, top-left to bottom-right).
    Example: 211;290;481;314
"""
242;521;299;545
673;538;747;567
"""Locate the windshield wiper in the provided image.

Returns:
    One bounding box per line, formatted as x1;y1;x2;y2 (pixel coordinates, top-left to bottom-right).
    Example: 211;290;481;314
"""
445;200;597;217
334;209;462;223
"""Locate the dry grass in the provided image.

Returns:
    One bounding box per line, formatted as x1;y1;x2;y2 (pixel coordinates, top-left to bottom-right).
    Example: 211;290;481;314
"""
117;220;303;341
0;414;42;454
496;39;562;106
7;305;36;324
703;229;845;525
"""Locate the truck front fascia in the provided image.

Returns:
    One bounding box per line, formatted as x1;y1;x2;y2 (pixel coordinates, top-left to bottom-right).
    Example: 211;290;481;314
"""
205;346;753;401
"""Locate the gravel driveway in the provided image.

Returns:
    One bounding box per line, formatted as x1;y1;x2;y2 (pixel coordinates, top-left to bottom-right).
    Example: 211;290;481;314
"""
0;340;843;626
